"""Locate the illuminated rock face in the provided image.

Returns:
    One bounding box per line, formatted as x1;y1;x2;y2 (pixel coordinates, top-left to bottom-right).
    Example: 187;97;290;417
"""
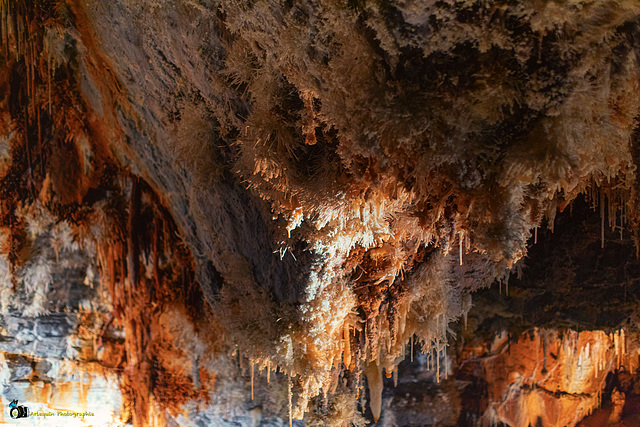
373;330;640;427
476;329;636;427
0;355;123;425
0;0;640;425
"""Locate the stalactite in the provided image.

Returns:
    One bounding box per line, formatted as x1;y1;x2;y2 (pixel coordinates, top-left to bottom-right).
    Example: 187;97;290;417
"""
0;1;4;57
444;345;448;380
365;361;382;423
247;362;255;403
343;325;351;370
436;341;440;383
25;36;30;99
410;334;413;362
601;187;605;248
128;177;141;291
47;49;51;114
608;189;614;230
288;378;293;427
542;332;547;374
614;330;619;369
359;375;365;414
11;2;17;59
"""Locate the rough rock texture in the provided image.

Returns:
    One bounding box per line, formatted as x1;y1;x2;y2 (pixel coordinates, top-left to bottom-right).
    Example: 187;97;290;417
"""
1;0;640;425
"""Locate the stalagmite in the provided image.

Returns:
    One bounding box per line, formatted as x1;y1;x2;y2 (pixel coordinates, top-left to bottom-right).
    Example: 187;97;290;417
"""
534;226;537;244
365;361;383;423
459;233;463;265
267;361;270;383
251;362;254;400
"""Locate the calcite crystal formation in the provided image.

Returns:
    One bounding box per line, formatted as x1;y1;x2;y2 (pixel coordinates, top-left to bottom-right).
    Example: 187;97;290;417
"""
0;1;640;425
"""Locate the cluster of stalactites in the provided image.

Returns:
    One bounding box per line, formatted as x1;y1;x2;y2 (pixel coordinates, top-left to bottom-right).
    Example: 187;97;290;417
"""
485;328;639;427
0;0;61;121
582;181;639;253
233;328;454;425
